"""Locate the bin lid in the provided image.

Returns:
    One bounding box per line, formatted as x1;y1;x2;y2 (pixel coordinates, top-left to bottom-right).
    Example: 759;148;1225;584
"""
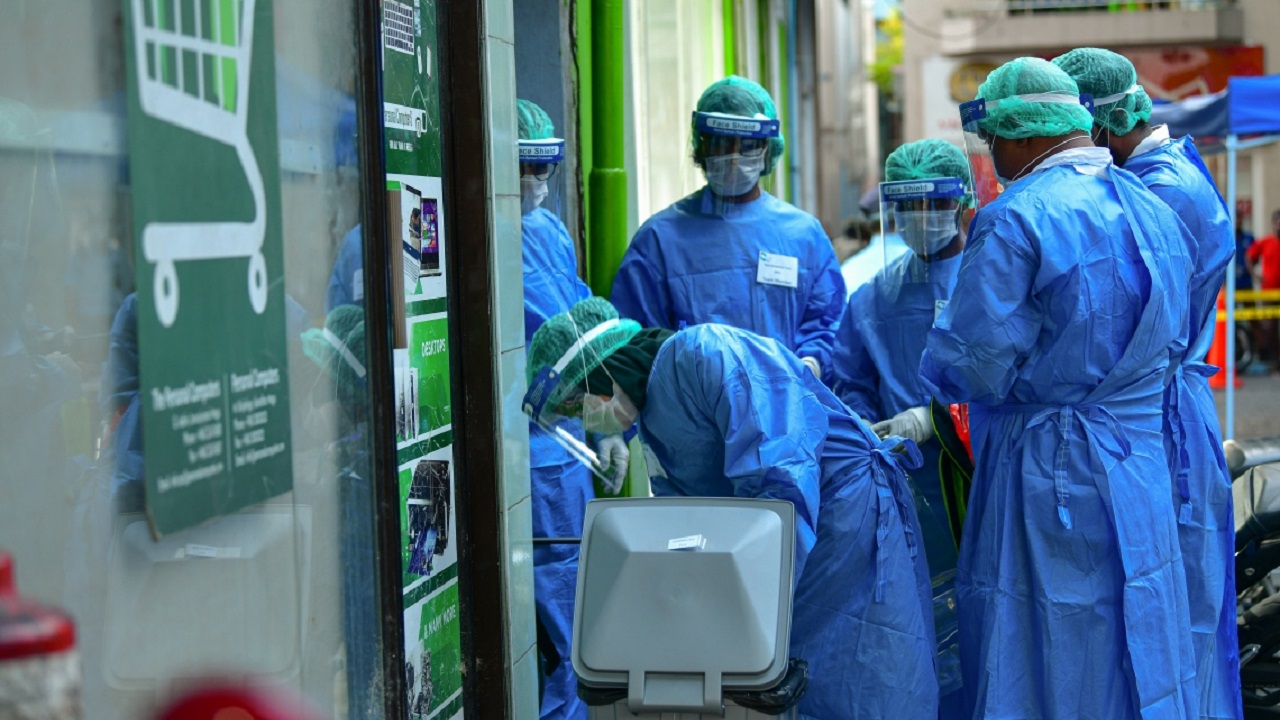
571;497;795;714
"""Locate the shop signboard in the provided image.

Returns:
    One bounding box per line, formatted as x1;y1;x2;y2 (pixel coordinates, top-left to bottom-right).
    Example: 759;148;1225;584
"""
123;0;293;537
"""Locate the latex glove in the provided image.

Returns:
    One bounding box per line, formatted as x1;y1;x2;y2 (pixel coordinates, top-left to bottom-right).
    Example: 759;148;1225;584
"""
596;435;630;495
870;406;933;444
801;356;821;379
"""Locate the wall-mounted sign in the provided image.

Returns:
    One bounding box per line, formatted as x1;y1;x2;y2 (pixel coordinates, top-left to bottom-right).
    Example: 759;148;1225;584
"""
123;0;293;537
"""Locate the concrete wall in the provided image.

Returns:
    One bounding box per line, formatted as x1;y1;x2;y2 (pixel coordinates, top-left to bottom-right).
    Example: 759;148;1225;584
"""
482;0;542;717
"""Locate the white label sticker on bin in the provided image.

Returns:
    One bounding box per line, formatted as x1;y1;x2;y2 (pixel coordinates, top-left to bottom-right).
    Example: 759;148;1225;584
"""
185;543;242;559
186;544;219;558
667;534;707;551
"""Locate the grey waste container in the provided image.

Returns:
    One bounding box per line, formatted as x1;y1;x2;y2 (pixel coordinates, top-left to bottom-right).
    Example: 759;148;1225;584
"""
572;497;807;719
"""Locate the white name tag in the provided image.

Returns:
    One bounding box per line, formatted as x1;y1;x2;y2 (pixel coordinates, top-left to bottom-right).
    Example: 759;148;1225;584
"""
353;272;365;302
934;299;948;321
757;252;799;289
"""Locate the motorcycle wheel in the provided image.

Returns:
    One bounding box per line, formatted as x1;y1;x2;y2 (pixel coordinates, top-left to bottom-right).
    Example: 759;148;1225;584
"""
1240;323;1257;372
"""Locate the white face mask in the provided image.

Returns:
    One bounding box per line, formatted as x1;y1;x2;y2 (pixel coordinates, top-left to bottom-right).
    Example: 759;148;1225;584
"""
897;210;959;256
581;383;639;435
520;175;548;215
704;153;765;198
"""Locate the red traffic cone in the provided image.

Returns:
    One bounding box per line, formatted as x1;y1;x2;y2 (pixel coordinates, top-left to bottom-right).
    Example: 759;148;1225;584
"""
1209;289;1242;390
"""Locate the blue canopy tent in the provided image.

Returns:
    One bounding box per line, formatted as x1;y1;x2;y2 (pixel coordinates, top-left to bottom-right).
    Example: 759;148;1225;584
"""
1153;75;1280;438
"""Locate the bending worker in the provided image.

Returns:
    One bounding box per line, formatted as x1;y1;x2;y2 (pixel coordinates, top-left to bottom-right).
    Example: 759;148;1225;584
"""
517;99;626;720
920;58;1200;718
1054;47;1240;720
830;137;972;717
610;76;844;380
524;297;938;719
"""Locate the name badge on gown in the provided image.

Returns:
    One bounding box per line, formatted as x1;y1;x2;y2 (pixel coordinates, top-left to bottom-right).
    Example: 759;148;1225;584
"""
935;299;948;321
757;251;799;288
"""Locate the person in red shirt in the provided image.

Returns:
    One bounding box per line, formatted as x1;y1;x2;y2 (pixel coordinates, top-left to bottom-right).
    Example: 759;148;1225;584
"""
1247;208;1280;371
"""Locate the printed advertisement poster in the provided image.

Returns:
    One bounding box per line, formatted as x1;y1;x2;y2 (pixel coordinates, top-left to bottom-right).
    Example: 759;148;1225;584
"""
403;583;464;719
123;0;293;536
383;0;442;178
382;2;463;717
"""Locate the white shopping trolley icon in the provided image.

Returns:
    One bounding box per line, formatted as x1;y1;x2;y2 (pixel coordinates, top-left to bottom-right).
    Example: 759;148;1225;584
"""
131;0;266;327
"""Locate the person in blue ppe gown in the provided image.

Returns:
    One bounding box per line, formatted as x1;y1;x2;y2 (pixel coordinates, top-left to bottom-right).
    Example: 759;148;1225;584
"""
610;76;844;380
1056;47;1241;720
921;57;1200;719
832;138;973;719
517;99;627;720
525;297;938;720
326;225;364;312
834;139;971;496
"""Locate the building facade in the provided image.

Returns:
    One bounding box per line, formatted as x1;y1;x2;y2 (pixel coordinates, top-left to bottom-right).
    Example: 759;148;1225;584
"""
900;0;1280;235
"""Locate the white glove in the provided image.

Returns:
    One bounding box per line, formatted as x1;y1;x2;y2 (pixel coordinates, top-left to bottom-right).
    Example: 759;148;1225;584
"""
596;435;630;495
801;356;822;379
870;406;933;444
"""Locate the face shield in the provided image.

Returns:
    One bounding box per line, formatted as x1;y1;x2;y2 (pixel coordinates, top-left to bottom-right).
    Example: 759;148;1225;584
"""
518;138;565;218
691;111;780;217
879;178;968;281
957;93;1094;208
522;317;634;482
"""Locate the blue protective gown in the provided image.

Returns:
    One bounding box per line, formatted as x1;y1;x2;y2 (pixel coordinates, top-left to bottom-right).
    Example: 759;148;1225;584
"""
523;207;595;720
639;323;937;720
1126;134;1241;720
610;188;845;374
326;225;364;312
832;250;965;714
920;150;1200;720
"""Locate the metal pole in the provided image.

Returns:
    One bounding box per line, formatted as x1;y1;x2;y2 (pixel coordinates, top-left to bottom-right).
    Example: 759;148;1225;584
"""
787;0;799;204
586;0;629;297
1226;132;1238;440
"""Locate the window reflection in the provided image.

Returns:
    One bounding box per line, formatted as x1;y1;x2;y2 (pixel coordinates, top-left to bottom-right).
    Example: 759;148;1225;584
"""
0;2;380;718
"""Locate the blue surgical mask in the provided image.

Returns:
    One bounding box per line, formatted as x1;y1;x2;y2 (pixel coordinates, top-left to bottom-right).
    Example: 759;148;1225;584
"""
520;175;548;215
704;153;765;198
898;210;959;256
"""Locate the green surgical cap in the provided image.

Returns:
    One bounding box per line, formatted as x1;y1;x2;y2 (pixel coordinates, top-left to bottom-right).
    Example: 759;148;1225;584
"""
1052;48;1153;136
976;57;1093;140
517;98;555;141
302;305;368;409
527;298;641;405
692;75;785;175
885;139;973;200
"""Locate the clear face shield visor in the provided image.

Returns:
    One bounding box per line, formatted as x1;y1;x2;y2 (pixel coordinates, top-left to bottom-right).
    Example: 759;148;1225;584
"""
879;178;968;273
690;111;780;217
957;93;1094;208
521;317;627;482
518;138;565;218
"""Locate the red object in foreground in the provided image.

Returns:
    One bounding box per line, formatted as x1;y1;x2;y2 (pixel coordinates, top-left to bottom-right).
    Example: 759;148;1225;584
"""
948;403;974;463
0;550;80;719
155;687;325;720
